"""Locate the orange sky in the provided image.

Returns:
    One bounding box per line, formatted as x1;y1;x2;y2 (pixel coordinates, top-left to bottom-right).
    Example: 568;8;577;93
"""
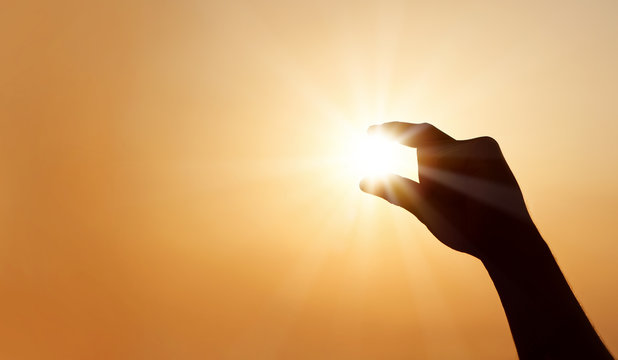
2;0;618;358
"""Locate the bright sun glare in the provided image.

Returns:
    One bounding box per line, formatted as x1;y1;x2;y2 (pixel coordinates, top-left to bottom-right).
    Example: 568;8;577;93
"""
345;130;418;182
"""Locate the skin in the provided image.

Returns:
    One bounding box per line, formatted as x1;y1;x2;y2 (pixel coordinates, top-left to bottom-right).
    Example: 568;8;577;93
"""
360;122;613;359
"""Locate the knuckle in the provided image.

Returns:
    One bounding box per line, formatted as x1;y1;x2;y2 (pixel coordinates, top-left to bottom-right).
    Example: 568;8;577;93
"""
478;136;499;148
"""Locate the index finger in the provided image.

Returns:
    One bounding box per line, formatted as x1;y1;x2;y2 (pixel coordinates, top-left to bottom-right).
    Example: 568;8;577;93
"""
368;122;455;148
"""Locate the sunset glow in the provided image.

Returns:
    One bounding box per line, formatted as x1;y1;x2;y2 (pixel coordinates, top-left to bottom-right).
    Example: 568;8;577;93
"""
2;0;617;359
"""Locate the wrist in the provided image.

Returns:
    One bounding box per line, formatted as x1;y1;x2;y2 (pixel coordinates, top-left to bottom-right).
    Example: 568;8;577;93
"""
478;221;549;270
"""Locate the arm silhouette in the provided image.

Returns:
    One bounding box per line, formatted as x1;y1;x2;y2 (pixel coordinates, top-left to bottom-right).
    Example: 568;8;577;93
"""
360;122;613;359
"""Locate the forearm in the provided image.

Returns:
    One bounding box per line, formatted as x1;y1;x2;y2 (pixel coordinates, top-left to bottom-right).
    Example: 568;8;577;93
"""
481;227;612;359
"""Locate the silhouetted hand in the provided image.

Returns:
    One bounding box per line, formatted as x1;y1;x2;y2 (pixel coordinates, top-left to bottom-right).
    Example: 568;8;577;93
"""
359;122;613;359
360;122;535;260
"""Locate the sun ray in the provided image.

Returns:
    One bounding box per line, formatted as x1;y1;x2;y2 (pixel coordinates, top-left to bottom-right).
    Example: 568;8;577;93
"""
419;165;528;218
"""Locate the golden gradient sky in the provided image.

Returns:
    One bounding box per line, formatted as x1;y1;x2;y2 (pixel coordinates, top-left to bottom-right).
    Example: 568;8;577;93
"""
2;0;618;358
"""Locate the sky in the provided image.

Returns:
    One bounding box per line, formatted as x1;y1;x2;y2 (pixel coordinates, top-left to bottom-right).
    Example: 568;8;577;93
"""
1;0;618;358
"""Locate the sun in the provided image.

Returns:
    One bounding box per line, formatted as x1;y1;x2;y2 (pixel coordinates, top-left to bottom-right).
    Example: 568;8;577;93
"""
351;134;398;178
343;129;418;182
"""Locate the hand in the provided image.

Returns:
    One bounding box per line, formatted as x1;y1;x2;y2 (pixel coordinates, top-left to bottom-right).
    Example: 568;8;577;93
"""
360;122;613;358
360;122;536;260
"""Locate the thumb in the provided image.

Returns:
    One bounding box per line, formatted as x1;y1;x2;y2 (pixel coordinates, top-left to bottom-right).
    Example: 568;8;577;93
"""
359;174;425;218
